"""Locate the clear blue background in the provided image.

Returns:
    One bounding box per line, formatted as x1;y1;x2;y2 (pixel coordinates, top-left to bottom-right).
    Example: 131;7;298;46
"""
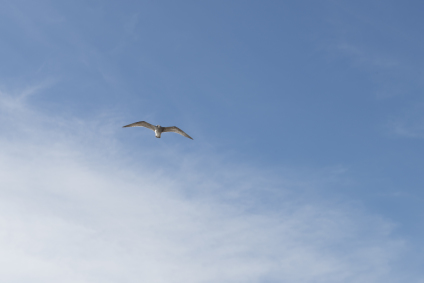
1;0;424;281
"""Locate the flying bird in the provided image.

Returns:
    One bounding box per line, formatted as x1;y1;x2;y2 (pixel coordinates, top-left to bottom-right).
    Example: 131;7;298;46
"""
123;121;193;140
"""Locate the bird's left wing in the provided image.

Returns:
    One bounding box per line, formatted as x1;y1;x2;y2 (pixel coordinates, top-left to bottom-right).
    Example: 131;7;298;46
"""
162;126;193;140
122;121;155;131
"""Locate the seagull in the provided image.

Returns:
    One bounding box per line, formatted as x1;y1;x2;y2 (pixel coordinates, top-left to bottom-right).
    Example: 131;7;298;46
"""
123;121;193;140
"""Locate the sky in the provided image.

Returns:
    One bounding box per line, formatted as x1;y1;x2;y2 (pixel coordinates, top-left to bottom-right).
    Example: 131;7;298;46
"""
0;0;423;282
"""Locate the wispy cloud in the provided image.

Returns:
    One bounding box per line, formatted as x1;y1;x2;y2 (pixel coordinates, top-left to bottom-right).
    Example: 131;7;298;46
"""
0;87;414;282
316;2;422;100
388;102;424;139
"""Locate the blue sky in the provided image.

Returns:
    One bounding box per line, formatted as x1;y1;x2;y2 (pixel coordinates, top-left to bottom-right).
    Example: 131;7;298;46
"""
1;0;424;282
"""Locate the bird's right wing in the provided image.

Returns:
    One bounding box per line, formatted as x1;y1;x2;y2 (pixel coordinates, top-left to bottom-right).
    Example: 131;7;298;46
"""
122;121;155;131
162;126;193;139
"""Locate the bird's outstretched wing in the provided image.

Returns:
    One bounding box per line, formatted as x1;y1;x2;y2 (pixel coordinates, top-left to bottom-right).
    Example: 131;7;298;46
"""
122;121;155;131
162;126;193;140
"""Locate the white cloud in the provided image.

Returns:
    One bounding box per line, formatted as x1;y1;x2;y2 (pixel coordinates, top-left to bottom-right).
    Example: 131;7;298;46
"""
392;119;424;140
0;88;413;282
385;100;424;139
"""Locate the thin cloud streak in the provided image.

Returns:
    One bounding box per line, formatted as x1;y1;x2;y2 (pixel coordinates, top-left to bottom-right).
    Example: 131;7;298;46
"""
388;102;424;139
0;89;412;282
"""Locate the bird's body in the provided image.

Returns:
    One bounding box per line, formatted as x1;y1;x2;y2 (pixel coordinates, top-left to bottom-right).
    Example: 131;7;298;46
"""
154;125;162;138
123;121;193;140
